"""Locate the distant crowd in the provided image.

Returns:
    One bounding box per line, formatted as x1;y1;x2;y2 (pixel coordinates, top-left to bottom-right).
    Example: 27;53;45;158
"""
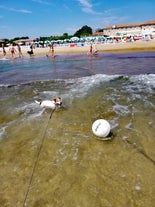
0;43;57;59
0;43;35;58
0;41;99;59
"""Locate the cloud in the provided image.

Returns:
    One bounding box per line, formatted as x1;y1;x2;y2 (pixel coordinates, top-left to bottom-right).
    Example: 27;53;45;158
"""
10;8;32;13
77;0;96;14
32;0;51;5
92;15;129;29
0;5;32;13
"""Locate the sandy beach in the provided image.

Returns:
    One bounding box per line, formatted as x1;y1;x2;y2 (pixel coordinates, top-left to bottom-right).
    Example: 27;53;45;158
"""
1;39;155;58
53;39;155;54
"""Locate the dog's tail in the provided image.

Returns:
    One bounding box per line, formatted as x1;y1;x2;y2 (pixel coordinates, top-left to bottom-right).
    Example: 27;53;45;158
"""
35;100;41;105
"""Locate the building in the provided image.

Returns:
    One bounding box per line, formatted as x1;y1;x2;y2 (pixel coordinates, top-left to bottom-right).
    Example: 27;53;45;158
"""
14;39;36;45
103;20;155;37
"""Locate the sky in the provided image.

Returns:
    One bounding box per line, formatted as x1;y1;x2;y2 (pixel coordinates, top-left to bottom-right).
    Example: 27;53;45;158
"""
0;0;155;39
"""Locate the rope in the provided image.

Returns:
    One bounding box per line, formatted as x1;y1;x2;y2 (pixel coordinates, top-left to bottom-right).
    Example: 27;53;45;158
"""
124;139;155;165
23;109;55;207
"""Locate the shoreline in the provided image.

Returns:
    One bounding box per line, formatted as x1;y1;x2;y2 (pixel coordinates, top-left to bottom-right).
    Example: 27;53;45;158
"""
0;39;155;58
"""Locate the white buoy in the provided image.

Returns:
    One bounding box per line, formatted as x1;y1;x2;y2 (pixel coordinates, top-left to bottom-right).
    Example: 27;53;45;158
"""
92;119;110;138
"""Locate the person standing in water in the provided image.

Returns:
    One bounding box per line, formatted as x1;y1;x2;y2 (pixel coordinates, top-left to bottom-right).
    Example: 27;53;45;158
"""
17;44;23;58
88;42;98;57
89;42;93;55
49;42;54;58
9;44;16;58
2;43;6;57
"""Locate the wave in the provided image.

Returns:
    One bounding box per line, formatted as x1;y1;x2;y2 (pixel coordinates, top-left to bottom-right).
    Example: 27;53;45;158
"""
0;73;155;88
1;73;155;141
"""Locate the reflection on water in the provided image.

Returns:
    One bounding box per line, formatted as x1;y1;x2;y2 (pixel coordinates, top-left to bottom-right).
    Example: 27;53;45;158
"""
1;52;155;85
0;54;155;206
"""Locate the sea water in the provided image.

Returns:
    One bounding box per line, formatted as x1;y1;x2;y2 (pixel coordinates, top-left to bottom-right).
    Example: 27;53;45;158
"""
0;52;155;207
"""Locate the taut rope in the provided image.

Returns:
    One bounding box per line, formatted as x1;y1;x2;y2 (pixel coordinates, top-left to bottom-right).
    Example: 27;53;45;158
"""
124;139;155;165
23;109;55;207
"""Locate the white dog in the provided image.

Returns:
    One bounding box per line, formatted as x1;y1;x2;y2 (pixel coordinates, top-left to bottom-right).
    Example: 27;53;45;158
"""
35;97;62;110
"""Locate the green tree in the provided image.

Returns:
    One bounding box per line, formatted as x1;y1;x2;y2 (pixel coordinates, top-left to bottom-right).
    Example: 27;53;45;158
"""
95;28;103;32
39;36;48;42
74;25;93;37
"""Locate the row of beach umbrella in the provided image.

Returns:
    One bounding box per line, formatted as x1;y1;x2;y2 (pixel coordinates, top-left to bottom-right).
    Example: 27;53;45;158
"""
44;36;107;44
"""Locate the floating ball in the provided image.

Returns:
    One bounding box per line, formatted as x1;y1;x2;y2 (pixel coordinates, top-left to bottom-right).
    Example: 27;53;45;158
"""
92;119;110;138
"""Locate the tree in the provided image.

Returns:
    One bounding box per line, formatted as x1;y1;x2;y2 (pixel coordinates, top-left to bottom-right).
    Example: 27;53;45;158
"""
74;25;93;37
95;28;103;32
60;33;70;40
63;33;69;37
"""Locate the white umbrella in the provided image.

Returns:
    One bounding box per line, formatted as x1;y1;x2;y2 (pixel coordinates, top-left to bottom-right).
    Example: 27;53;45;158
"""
70;37;79;41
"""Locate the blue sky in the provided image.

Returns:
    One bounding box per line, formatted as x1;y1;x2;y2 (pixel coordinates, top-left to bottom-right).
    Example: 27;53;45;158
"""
0;0;155;39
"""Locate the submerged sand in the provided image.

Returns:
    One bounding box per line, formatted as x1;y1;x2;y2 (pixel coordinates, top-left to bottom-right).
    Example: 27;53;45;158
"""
0;39;155;206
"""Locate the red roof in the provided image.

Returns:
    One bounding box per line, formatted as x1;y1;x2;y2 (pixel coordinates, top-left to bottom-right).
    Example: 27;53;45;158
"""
93;32;104;36
14;39;36;43
106;20;155;29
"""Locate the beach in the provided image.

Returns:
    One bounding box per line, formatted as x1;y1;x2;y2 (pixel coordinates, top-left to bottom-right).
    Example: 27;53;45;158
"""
0;44;155;206
53;39;155;54
1;39;155;58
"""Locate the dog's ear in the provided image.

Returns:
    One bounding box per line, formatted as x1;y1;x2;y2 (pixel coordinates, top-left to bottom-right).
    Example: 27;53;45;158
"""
53;98;56;102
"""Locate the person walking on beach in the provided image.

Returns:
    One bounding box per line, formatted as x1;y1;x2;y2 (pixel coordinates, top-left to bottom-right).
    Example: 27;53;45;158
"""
27;44;34;57
2;43;6;57
9;44;16;58
17;44;23;58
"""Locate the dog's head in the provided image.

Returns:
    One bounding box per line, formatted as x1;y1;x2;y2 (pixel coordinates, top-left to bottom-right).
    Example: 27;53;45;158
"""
53;97;62;107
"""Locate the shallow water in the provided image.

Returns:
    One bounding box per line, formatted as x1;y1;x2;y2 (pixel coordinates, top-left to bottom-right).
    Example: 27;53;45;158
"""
0;53;155;207
0;52;155;85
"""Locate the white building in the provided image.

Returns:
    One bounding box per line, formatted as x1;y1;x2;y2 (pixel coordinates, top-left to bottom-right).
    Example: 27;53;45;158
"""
103;20;155;37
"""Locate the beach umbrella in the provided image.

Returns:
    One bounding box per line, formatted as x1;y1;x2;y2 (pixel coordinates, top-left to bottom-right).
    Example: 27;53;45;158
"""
79;37;84;41
57;40;63;43
86;37;92;42
70;37;79;41
64;39;70;42
116;32;120;35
